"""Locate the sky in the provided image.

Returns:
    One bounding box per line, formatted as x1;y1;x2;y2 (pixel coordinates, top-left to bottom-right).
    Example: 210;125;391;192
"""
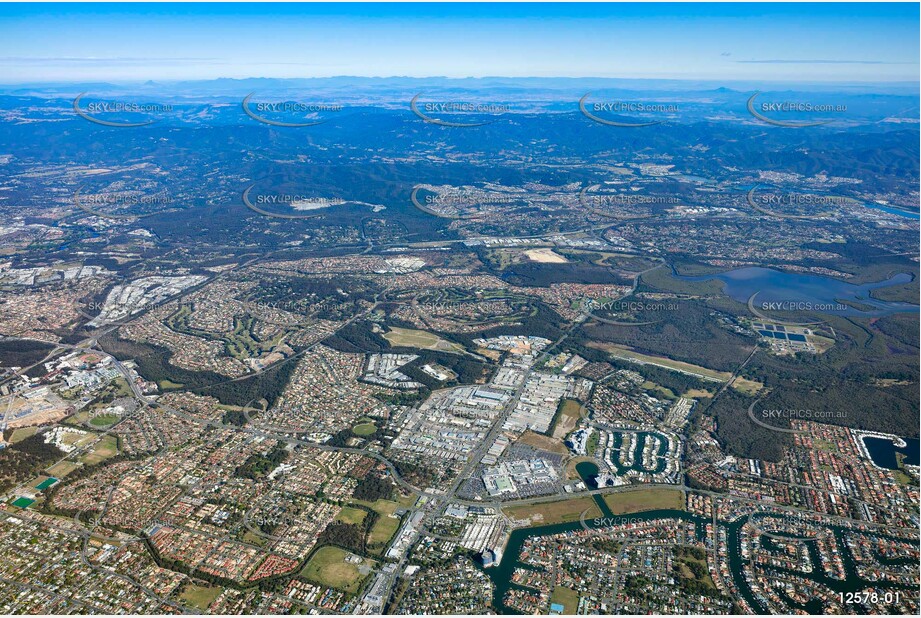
0;2;917;83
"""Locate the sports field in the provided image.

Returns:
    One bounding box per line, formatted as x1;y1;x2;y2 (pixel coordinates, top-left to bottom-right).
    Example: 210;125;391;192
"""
300;546;371;594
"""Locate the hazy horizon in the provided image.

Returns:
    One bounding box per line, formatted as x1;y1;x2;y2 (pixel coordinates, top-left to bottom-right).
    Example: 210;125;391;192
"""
0;3;917;83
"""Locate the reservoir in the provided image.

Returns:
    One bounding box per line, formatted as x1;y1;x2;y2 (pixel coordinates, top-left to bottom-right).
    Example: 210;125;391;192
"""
675;267;918;317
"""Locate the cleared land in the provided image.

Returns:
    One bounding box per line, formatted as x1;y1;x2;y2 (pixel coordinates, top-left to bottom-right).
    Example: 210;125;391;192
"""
383;327;464;353
589;343;729;381
504;496;602;526
682;388;714;399
729;376;763;395
524;248;568;263
601;488;685;515
589;342;764;393
551;399;583;440
564;456;596;480
517;430;568;455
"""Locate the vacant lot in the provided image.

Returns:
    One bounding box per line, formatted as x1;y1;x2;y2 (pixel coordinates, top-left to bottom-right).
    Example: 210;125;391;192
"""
504;496;602;526
551;399;584;439
178;584;221;611
517;430;568;455
602;488;685;515
524;248;568;264
383;327;463;353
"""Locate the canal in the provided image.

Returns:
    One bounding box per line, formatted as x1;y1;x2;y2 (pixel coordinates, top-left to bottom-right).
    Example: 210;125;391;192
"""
481;463;915;614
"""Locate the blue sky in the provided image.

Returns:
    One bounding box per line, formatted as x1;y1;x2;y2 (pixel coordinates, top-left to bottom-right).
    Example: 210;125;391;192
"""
0;3;917;82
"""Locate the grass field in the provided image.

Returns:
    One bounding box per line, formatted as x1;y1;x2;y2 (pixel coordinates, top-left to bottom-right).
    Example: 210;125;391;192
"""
729;376;764;395
178;584;221;610
300;546;370;594
47;460;80;478
517;430;568;455
590;343;764;394
158;379;185;390
383;327;464;353
551;399;583;440
59;430;96;449
682;388;714;399
504;497;602;526
641;380;676;400
8;427;38;443
335;506;368;526
551;586;580;614
601;488;685;515
242;530;268;547
352;494;416;551
351;422;377;437
80;434;118;466
591;343;731;382
89;414;120;428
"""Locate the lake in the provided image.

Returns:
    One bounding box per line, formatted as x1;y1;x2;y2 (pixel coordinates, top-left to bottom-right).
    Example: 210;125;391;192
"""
863;436;920;469
675;267;918;317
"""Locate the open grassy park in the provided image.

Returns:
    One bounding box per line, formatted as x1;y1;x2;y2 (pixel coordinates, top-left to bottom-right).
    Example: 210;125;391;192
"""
79;434;119;466
351;422;377;436
300;546;373;594
178;583;221;610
